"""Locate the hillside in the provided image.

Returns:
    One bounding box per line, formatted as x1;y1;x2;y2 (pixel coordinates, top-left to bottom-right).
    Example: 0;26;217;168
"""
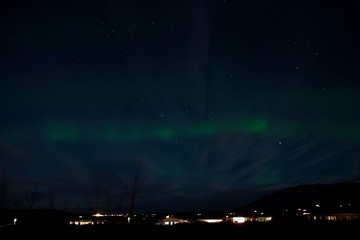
233;181;360;216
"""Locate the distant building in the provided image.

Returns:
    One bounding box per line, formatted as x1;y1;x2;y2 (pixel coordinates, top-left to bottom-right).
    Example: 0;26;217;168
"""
226;216;272;223
159;215;187;225
69;216;106;225
306;213;360;221
197;218;223;223
69;213;126;225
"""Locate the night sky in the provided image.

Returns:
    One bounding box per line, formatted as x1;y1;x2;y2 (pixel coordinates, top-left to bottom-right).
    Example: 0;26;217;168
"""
1;0;360;214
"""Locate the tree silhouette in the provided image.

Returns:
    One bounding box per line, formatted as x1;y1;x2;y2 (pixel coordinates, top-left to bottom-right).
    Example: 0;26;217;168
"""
115;158;147;222
106;190;125;214
14;181;41;209
24;182;40;209
48;186;54;209
83;175;103;214
0;171;13;208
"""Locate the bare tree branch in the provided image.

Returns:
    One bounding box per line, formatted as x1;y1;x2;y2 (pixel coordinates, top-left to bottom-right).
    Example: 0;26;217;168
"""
24;182;40;209
114;157;147;219
48;187;54;209
0;171;13;208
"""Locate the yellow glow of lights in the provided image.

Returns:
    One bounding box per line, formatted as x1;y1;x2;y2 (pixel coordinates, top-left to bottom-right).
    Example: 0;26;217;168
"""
199;219;223;223
233;217;246;223
92;213;105;217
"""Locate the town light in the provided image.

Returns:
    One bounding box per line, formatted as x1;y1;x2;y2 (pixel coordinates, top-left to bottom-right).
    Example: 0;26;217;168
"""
233;217;246;223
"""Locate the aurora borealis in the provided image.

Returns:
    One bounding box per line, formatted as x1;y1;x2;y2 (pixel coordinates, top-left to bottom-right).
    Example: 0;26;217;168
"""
1;0;360;213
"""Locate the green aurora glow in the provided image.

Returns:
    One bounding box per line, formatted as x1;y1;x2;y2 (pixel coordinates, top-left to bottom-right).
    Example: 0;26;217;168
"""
40;117;360;143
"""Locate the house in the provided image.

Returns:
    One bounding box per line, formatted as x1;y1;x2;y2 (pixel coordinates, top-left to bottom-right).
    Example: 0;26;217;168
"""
226;216;272;223
159;215;187;225
306;213;360;221
197;218;223;223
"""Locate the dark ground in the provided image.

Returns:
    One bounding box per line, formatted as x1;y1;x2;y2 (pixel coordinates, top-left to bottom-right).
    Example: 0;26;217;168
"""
1;221;358;240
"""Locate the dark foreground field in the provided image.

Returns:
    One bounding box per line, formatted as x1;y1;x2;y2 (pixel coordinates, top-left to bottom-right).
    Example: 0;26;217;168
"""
1;221;359;240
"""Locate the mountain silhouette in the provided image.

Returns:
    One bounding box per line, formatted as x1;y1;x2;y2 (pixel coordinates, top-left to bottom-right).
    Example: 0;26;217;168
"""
233;181;360;217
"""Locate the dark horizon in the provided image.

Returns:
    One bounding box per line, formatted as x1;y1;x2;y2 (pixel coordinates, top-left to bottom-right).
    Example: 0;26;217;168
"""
1;178;359;215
